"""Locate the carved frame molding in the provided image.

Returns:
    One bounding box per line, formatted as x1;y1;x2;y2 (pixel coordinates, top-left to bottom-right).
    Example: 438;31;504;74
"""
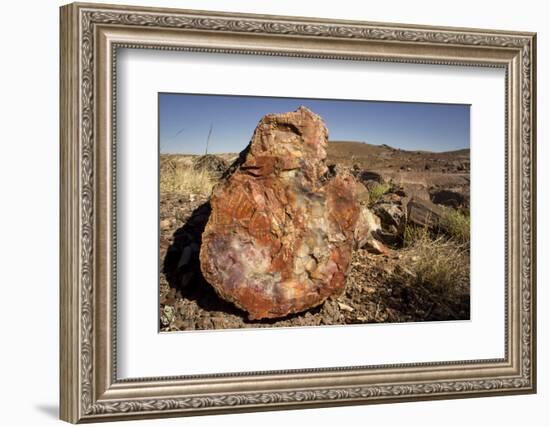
60;2;536;423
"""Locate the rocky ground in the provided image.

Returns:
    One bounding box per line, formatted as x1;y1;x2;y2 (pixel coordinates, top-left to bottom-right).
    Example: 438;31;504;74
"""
159;143;470;332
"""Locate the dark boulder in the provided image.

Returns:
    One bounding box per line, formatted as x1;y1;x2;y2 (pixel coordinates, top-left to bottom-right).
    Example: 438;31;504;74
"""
430;189;468;209
407;197;444;230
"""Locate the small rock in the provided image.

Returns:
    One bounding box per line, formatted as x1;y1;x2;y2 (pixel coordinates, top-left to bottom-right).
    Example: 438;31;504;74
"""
400;183;431;202
160;288;177;306
354;206;381;249
373;203;406;231
358;170;385;184
337;302;354;312
363;238;392;256
160;305;175;326
355;182;370;205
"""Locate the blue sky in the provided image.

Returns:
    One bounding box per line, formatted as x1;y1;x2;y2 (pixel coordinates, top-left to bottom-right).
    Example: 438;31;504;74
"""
159;93;470;154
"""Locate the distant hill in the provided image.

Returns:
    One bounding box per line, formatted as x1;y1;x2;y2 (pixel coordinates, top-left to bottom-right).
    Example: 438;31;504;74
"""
161;140;470;175
327;140;469;172
328;140;469;155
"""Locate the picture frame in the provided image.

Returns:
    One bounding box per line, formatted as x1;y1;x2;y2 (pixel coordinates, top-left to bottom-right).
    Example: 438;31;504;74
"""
59;2;537;423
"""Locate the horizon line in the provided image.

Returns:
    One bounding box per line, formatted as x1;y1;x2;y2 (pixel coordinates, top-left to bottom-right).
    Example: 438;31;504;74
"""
159;139;470;155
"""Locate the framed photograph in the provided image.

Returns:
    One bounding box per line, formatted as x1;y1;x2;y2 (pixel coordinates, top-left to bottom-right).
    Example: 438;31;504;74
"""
60;2;537;423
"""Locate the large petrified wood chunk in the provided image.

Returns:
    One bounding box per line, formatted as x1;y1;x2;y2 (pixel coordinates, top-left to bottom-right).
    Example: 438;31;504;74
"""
199;107;362;320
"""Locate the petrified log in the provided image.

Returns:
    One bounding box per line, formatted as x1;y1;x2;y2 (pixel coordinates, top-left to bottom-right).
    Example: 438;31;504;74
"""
407;197;444;230
199;106;362;320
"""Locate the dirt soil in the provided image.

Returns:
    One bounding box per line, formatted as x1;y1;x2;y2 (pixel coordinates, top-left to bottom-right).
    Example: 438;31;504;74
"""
159;142;470;331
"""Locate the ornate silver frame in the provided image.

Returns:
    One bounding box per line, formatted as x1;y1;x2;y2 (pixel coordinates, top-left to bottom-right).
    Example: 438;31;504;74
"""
60;2;536;423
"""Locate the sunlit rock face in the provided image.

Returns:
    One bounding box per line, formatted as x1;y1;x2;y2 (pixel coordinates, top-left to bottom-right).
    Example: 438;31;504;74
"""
200;107;363;320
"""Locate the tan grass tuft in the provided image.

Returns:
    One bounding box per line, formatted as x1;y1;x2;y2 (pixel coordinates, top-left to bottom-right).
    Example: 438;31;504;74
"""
398;229;470;319
160;158;215;195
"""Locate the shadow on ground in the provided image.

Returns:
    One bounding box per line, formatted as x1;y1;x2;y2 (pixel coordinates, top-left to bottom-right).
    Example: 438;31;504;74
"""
161;200;325;325
35;404;58;419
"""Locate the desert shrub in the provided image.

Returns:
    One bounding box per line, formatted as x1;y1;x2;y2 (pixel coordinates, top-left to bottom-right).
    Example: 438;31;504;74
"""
397;234;470;320
402;224;431;248
160;159;215;195
440;208;470;244
368;182;391;205
410;237;469;294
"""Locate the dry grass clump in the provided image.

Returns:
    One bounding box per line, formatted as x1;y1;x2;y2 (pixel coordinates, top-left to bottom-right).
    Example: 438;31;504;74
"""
408;236;469;296
398;227;470;320
403;224;431;248
403;207;470;247
440;208;470;244
160;158;215;195
368;182;391;206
